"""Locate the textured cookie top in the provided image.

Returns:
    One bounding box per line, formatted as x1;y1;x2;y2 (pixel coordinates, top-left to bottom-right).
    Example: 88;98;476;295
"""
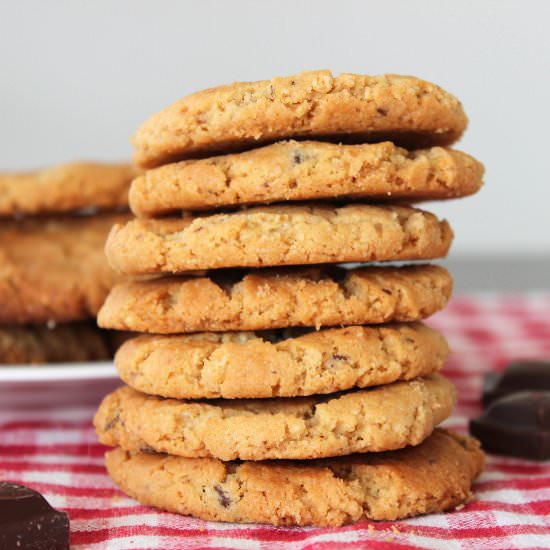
0;162;136;217
115;322;449;399
98;264;453;333
94;374;455;461
132;70;468;168
106;429;484;526
0;213;130;324
105;204;453;274
0;323;112;364
130;141;484;215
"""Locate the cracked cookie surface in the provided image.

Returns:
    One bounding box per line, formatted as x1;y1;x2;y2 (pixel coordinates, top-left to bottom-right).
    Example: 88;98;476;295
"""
0;213;130;324
130;141;483;215
105;204;453;274
105;429;484;526
132;70;467;168
115;322;449;399
0;162;136;217
98;264;452;333
94;374;455;461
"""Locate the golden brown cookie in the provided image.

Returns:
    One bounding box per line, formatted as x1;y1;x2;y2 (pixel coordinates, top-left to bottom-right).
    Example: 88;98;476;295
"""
0;323;112;364
0;162;137;217
0;213;130;324
132;70;468;168
105;429;484;526
130;141;483;216
105;204;453;275
98;264;452;333
94;375;455;461
115;322;449;399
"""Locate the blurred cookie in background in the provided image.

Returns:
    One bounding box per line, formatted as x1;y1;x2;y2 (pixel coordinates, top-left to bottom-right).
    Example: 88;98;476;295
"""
0;323;111;364
0;213;130;325
0;162;137;217
0;161;135;364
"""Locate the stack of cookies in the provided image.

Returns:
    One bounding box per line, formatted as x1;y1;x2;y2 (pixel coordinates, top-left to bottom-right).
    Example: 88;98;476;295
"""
95;71;485;527
0;162;135;363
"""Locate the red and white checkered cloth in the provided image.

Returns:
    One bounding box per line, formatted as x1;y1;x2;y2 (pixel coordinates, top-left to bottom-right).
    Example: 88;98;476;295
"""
1;294;549;549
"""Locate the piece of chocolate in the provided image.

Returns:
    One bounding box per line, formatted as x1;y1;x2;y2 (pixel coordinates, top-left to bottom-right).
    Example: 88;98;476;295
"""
482;359;550;405
0;481;69;550
469;392;550;460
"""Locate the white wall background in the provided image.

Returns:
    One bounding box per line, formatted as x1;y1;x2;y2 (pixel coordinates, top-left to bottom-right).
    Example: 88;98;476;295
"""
1;0;549;257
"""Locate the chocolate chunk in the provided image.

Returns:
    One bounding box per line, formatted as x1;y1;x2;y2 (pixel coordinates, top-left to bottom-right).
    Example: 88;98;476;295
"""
139;444;158;454
482;360;550;405
325;354;349;369
104;412;120;431
469;392;550;460
214;485;231;508
0;481;70;550
292;152;304;164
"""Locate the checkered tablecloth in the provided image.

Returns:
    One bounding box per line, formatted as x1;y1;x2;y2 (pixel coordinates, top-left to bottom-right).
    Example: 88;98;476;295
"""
1;294;549;549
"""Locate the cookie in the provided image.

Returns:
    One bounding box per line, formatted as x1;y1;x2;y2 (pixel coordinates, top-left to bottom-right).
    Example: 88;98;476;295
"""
0;162;136;217
132;70;468;168
105;204;453;275
98;264;452;333
130;141;484;216
115;322;449;399
105;429;483;526
94;374;455;461
0;323;112;364
0;213;130;325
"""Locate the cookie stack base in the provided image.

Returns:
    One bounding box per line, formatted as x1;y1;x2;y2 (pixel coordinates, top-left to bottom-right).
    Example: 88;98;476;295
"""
105;429;483;527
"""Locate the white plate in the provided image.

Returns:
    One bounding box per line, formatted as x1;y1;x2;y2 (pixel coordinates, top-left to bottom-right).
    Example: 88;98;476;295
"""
0;361;121;409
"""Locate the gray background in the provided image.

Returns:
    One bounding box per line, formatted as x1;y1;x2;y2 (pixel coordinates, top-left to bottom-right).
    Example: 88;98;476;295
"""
0;0;548;288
